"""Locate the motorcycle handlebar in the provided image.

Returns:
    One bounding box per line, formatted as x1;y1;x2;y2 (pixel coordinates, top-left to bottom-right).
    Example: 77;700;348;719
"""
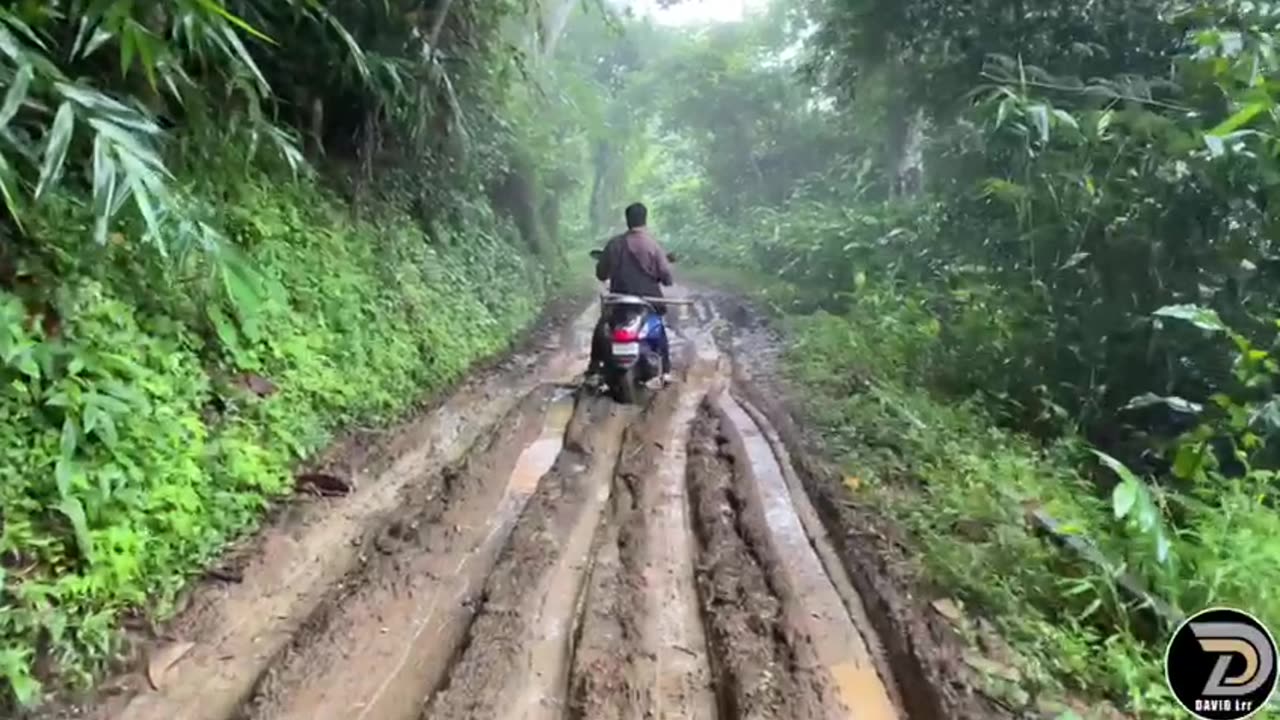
600;293;694;305
587;249;679;263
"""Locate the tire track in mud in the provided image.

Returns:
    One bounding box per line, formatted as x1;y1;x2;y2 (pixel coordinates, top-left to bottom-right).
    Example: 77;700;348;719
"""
564;393;671;720
49;293;916;720
422;395;633;720
645;331;724;720
715;395;901;720
232;387;575;720
565;332;723;720
685;404;843;720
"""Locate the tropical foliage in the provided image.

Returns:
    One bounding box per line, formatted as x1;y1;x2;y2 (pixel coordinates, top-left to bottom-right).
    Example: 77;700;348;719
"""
7;0;1280;714
0;0;600;708
585;0;1280;714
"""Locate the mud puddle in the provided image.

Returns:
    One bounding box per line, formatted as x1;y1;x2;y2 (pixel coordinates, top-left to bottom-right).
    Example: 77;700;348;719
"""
509;388;576;494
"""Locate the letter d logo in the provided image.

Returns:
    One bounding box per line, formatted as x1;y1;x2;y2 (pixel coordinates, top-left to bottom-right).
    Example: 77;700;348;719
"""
1167;608;1278;719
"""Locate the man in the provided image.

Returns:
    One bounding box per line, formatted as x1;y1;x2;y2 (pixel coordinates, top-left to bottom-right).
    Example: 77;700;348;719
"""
587;202;674;385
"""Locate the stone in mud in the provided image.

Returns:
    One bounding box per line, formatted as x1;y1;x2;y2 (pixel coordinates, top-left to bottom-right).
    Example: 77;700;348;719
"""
294;473;352;496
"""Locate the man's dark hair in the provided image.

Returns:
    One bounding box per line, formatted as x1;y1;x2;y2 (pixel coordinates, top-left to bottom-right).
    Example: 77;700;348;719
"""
625;202;647;229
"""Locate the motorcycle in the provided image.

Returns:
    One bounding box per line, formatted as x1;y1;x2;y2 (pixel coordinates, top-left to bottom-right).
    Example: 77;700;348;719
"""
588;249;684;404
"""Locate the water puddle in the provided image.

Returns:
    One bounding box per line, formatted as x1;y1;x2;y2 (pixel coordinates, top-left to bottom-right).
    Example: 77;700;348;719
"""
509;388;576;494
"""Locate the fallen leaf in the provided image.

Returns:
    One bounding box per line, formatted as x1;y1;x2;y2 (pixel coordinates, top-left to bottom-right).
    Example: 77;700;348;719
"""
930;597;965;623
844;475;862;490
962;652;1022;683
147;641;196;690
235;372;278;397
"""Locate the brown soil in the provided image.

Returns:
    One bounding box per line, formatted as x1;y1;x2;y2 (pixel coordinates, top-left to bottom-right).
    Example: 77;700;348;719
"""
685;402;844;720
233;386;558;720
29;286;1013;720
708;292;1014;720
564;390;677;720
421;394;632;720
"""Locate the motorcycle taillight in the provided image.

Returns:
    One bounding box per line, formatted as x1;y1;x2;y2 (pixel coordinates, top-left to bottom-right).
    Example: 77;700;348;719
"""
609;307;646;339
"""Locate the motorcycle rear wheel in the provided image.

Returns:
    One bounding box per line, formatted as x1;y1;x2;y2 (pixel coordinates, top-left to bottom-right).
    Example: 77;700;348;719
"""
609;366;639;405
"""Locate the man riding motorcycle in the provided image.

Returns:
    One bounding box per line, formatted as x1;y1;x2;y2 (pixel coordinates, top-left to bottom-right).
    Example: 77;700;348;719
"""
586;202;674;387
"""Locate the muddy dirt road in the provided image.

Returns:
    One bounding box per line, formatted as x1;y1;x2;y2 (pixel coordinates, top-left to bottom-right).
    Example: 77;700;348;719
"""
47;295;913;720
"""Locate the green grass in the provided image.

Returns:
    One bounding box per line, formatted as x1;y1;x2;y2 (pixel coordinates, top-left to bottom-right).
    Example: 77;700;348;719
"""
0;163;556;708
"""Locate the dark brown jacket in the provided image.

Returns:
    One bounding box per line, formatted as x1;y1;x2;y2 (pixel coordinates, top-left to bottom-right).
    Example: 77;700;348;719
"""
596;227;673;298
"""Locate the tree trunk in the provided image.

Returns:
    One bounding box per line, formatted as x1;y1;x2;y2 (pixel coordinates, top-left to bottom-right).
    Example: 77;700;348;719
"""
310;96;325;155
541;0;578;59
893;106;927;197
428;0;456;55
589;140;613;231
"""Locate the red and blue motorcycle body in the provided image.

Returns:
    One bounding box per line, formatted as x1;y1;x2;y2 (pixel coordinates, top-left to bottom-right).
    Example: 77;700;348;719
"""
600;294;664;404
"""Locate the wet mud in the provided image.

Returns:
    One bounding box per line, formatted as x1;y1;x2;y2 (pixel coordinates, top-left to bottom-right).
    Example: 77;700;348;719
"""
39;289;1007;720
710;292;1015;720
685;404;842;720
422;395;632;720
234;387;561;720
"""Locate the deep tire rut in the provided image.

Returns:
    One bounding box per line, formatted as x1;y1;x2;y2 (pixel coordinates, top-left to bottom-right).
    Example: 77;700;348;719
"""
685;403;843;720
234;387;561;720
57;295;915;720
422;395;632;720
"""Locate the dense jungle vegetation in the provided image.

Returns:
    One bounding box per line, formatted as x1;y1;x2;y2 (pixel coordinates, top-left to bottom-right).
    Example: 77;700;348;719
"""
580;0;1280;716
0;0;606;708
3;0;1279;716
604;0;1280;707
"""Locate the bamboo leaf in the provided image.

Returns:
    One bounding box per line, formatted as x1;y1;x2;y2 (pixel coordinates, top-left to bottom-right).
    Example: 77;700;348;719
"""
0;149;25;233
0;63;33;128
218;25;270;95
1091;449;1142;521
1112;479;1138;519
35;102;75;200
120;22;135;78
0;24;22;63
57;496;94;560
0;9;49;51
1052;108;1079;131
1028;104;1050;142
321;9;371;81
995;97;1011;129
91;134;117;244
1210;101;1266;136
195;0;276;44
86;118;167;172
